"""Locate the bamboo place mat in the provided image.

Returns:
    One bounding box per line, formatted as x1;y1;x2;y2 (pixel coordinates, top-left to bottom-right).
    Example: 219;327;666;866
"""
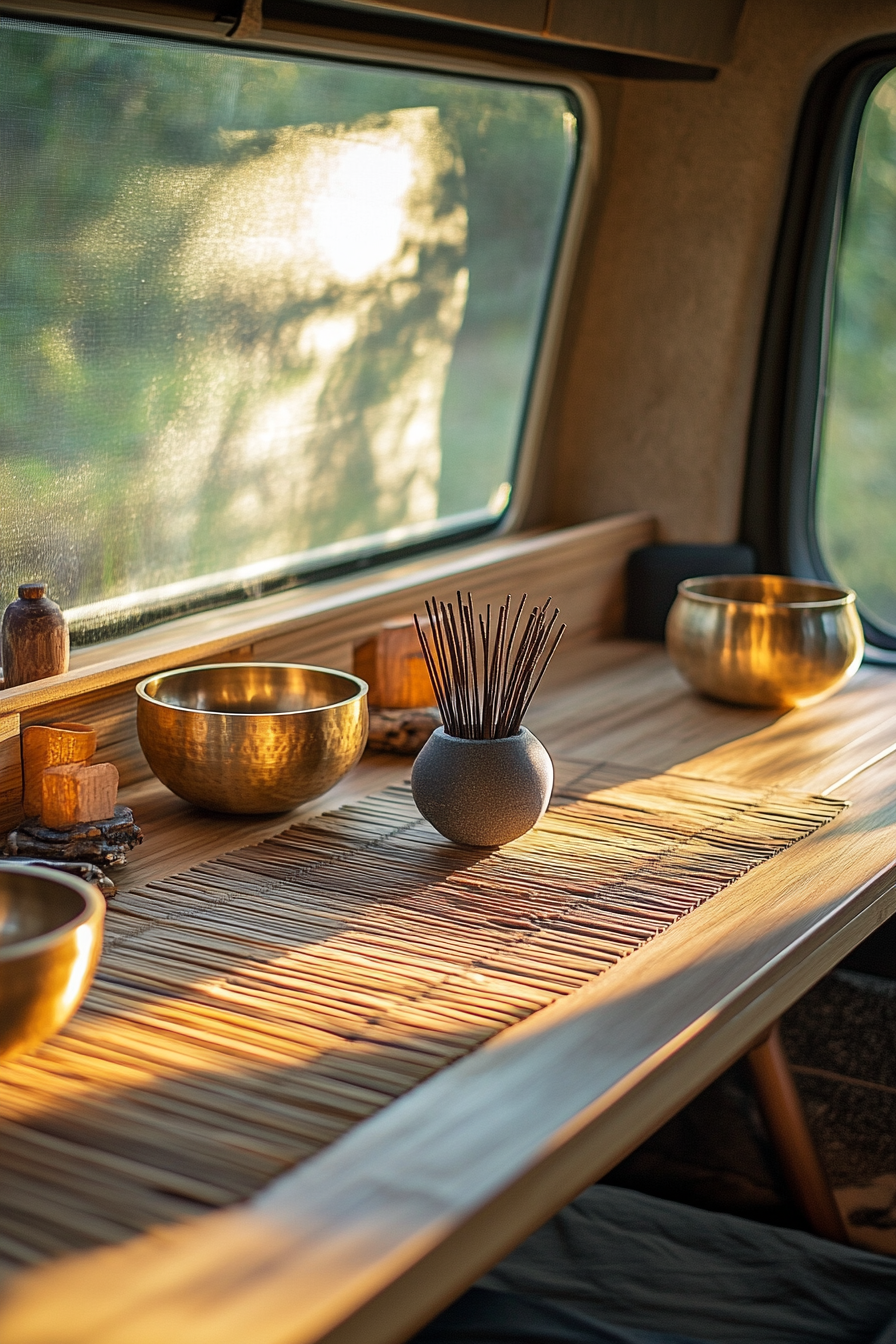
0;767;846;1277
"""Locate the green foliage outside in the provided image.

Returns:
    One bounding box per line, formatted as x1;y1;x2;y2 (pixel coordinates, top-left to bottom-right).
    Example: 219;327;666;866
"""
0;21;576;639
817;70;896;634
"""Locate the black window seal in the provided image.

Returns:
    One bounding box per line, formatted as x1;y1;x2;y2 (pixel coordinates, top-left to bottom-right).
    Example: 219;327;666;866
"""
742;35;896;663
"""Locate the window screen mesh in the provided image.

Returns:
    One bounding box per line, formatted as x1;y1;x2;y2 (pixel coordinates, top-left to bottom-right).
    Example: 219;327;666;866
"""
0;19;578;641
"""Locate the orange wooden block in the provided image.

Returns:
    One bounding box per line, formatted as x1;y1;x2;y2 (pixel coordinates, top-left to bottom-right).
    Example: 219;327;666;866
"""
354;618;435;709
41;762;119;829
22;722;97;817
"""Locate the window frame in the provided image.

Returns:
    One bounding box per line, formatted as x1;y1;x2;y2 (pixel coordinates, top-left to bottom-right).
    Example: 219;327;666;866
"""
0;0;599;641
743;36;896;663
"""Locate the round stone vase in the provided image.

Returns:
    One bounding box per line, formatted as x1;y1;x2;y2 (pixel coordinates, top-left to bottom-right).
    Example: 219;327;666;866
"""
411;726;553;848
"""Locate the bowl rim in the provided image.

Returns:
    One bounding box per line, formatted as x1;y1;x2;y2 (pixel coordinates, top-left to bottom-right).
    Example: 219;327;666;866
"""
136;662;368;718
676;574;857;610
0;863;105;962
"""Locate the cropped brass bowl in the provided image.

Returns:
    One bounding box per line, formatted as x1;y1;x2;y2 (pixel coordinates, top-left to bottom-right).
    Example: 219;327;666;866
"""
0;865;105;1062
136;663;369;814
666;575;864;708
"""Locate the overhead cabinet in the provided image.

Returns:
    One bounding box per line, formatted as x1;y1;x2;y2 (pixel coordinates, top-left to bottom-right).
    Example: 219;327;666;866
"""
304;0;747;66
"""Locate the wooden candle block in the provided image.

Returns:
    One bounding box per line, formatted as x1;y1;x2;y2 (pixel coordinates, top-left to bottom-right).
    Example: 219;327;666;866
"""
22;722;97;817
354;617;436;709
40;762;119;829
0;582;69;689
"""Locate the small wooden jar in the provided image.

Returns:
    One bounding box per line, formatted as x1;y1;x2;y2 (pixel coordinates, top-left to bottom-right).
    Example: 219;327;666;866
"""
1;583;70;688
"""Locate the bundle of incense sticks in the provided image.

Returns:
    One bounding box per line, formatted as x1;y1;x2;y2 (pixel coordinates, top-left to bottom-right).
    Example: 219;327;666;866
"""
414;593;566;739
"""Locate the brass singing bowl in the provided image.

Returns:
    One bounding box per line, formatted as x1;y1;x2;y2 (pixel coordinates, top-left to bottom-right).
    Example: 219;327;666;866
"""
0;865;105;1062
666;575;864;709
136;663;369;814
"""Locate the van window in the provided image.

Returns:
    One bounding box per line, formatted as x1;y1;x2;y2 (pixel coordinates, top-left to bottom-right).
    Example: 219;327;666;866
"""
0;18;579;641
815;67;896;638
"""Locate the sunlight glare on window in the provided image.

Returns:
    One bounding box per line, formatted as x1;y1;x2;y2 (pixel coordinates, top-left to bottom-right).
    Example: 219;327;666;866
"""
0;20;578;640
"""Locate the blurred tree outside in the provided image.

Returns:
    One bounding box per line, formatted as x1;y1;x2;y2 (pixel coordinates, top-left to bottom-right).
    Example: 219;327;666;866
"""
0;21;576;640
817;68;896;634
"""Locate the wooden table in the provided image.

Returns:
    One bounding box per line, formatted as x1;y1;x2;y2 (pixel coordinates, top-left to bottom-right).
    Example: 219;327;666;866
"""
3;640;896;1344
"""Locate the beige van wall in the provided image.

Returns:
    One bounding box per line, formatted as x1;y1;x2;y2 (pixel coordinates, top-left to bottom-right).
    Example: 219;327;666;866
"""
533;0;896;543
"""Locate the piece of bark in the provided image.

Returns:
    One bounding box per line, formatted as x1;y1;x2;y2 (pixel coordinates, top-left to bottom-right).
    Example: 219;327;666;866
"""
366;706;441;755
354;618;436;709
5;806;142;867
22;722;97;817
41;762;119;829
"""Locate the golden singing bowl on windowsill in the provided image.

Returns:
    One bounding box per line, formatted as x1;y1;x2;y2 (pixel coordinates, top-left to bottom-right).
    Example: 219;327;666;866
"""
0;865;105;1062
666;575;864;709
136;663;369;814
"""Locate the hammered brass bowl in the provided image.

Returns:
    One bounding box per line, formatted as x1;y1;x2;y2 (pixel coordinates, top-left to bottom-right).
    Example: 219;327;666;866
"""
0;865;105;1062
136;663;369;814
666;575;864;708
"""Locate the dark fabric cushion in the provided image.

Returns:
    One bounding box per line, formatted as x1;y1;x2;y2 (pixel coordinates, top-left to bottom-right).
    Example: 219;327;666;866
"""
413;1186;896;1344
414;1286;706;1343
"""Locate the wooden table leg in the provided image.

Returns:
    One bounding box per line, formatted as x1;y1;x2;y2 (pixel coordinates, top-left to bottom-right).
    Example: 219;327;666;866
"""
747;1022;848;1242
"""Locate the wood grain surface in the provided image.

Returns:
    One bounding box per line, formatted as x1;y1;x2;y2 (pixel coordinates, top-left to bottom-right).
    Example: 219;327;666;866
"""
1;640;895;1344
0;713;22;837
0;769;840;1278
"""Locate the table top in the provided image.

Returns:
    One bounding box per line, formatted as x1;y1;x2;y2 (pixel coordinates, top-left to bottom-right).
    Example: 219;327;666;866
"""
2;640;896;1344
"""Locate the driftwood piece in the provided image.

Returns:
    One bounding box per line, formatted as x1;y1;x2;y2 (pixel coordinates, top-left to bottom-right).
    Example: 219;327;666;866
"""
366;705;441;755
41;762;119;829
354;617;436;709
0;856;116;897
22;722;97;817
0;583;70;689
5;806;142;867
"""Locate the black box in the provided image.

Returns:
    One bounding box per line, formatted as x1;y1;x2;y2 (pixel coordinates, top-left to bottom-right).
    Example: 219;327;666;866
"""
625;543;757;642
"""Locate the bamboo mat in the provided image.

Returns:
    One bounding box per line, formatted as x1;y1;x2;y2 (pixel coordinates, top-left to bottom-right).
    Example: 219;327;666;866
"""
0;766;846;1277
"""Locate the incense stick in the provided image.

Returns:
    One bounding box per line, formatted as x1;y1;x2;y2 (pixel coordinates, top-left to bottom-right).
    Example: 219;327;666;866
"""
415;594;566;739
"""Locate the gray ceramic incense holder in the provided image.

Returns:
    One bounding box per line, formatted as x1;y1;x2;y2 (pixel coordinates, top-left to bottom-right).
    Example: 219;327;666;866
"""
412;726;553;847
